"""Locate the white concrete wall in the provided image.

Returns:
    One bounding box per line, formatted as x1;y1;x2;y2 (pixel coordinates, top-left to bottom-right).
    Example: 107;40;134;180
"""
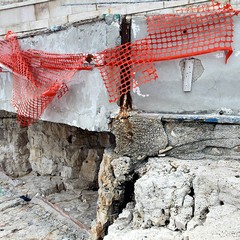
131;13;240;115
0;0;213;37
0;0;28;5
0;20;119;131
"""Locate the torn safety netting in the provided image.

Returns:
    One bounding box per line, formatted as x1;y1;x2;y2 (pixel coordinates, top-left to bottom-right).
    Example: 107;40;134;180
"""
0;2;238;126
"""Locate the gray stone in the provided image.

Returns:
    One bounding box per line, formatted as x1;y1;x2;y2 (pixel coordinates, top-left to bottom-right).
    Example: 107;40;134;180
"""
165;122;240;160
111;114;168;160
134;158;194;231
111;157;131;182
0;176;92;240
0;114;31;177
27;121;111;189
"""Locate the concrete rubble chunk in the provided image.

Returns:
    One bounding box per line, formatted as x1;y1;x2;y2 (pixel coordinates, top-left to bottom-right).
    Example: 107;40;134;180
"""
105;157;240;240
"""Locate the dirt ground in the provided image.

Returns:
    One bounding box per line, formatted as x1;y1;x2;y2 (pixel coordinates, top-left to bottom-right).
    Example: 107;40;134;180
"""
0;170;97;240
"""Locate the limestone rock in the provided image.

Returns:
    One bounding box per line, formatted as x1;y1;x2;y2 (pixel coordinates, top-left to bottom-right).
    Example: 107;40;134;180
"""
184;204;240;240
0;114;31;177
104;226;182;240
105;157;240;239
27;121;112;189
92;150;120;240
111;157;131;182
134;158;194;231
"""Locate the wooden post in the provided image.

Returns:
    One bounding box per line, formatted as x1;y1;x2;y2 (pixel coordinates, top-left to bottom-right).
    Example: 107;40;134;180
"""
119;15;132;118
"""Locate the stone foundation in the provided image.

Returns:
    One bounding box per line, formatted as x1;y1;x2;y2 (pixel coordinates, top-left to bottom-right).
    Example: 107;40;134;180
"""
0;110;115;190
93;113;240;240
1;111;240;240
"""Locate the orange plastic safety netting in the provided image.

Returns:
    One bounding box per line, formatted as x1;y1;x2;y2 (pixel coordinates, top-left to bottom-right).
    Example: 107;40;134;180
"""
98;2;238;102
0;32;93;126
97;44;158;102
0;3;238;126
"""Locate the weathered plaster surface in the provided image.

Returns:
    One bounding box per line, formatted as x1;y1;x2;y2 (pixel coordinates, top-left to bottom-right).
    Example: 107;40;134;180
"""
131;16;240;115
1;5;240;130
0;21;119;131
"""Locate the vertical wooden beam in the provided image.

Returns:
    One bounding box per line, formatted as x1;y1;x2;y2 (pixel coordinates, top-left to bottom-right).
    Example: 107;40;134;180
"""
119;15;132;118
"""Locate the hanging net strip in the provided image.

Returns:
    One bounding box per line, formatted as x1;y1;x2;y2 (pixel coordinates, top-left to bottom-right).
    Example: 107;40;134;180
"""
97;3;238;102
2;32;94;126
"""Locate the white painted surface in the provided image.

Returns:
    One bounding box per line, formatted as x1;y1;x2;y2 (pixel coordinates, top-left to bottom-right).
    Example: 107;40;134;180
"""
0;22;119;131
131;15;240;115
183;59;194;92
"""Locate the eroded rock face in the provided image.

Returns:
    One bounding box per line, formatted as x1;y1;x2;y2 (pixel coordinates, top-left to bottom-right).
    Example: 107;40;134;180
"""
134;158;195;231
93;115;168;239
0;111;114;192
27;122;113;189
2;110;240;240
105;157;240;240
97;115;240;240
0;112;31;177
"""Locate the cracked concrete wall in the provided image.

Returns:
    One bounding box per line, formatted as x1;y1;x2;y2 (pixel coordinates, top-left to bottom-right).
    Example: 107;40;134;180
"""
93;114;240;240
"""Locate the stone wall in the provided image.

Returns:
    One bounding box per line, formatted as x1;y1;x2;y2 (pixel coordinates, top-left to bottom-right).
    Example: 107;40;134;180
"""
0;111;30;177
93;113;240;240
1;110;240;240
0;110;115;190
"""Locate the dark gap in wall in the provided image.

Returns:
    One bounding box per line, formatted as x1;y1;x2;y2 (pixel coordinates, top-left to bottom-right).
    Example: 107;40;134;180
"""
188;185;195;218
165;219;170;225
189;186;195;198
120;172;139;213
199;207;209;223
67;135;73;144
119;15;132;115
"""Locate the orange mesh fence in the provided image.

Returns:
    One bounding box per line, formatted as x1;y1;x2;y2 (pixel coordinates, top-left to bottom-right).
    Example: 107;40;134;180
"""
0;3;238;126
97;44;158;102
146;3;237;63
1;32;93;126
98;3;238;102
